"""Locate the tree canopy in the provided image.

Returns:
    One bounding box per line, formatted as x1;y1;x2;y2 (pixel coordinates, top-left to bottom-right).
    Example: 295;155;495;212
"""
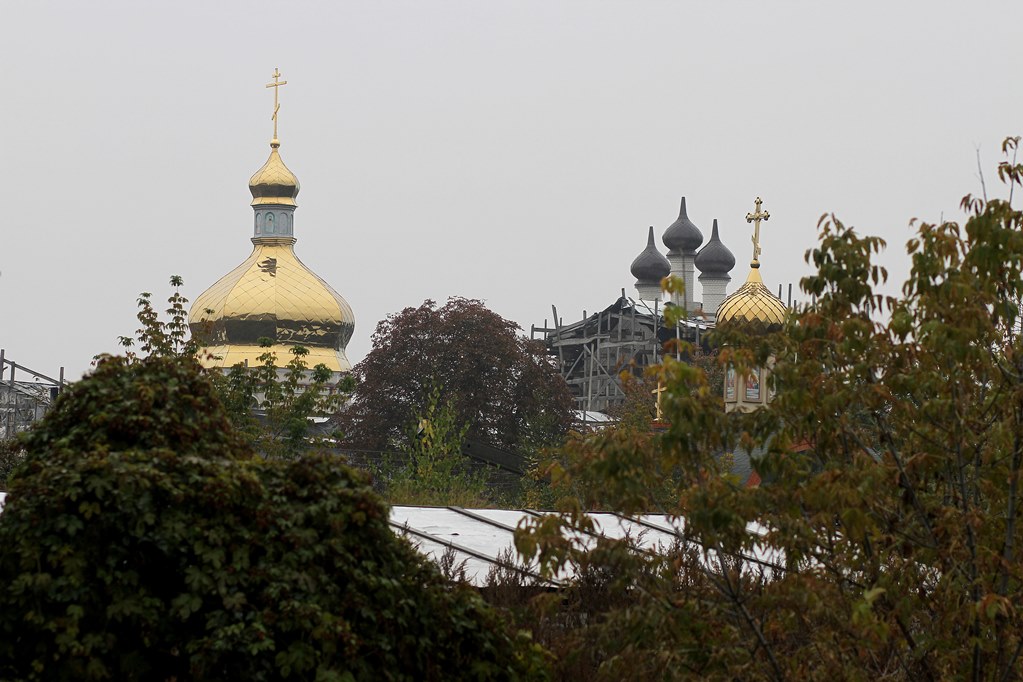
515;139;1023;680
337;297;573;453
0;353;546;680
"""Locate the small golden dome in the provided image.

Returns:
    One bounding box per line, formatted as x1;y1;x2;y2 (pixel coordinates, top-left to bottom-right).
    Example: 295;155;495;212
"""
716;264;787;332
188;240;355;372
248;142;300;207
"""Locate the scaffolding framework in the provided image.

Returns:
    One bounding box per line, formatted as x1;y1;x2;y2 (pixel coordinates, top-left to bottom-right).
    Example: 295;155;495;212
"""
1;350;67;440
532;293;710;415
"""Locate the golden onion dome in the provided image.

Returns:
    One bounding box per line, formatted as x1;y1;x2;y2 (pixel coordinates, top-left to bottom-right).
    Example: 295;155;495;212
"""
715;263;787;333
248;141;300;207
189;237;354;372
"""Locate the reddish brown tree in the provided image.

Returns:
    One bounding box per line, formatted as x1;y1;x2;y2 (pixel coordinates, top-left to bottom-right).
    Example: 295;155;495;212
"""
337;298;573;453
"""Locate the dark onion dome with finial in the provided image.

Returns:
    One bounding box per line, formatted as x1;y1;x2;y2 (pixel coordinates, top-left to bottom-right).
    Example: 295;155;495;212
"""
662;197;703;254
631;226;671;281
694;219;736;276
715;264;787;333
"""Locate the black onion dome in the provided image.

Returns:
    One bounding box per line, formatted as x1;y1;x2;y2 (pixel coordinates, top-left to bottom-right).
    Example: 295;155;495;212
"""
631;226;671;281
662;197;703;253
695;219;735;276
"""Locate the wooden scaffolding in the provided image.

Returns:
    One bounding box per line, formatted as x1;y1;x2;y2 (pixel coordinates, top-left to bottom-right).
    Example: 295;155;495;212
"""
532;293;709;415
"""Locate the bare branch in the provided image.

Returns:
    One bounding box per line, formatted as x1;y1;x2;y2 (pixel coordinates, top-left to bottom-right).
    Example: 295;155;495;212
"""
977;145;989;204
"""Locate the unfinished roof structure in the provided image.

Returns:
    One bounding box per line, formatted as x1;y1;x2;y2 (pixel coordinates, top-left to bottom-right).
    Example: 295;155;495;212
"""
530;198;729;416
532;295;709;414
0;351;67;440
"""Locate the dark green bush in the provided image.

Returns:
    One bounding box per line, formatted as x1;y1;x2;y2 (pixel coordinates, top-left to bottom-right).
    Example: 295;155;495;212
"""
0;355;546;680
0;438;25;490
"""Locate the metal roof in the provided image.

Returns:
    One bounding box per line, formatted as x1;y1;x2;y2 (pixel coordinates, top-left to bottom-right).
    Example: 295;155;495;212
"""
0;493;783;587
390;505;784;586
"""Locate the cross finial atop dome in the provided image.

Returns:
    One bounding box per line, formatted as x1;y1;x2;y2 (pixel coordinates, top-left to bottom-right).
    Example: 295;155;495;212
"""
249;68;300;208
717;198;785;332
265;67;288;147
745;196;770;266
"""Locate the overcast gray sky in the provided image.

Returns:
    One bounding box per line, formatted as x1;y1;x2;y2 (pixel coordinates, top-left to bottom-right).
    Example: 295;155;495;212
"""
3;1;1022;379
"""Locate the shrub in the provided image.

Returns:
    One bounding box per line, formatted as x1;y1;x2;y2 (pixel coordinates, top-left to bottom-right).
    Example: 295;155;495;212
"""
0;355;546;680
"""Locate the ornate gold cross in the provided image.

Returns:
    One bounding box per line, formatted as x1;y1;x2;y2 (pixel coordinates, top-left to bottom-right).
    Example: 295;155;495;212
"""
745;196;770;264
265;68;288;141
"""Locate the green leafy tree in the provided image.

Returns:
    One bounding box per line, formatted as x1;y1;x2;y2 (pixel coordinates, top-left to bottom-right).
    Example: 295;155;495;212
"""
516;138;1023;680
382;383;492;506
0;353;548;680
119;277;347;460
218;340;351;460
116;274;195;360
605;372;660;430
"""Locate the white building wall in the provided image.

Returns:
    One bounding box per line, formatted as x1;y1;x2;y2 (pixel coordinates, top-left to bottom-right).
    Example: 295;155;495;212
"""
635;281;663;302
682;253;697;314
666;252;698;314
666;252;685;308
699;276;730;319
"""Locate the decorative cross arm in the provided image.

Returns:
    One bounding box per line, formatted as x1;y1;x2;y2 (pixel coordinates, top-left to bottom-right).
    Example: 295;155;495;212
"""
745;196;770;264
265;68;288;141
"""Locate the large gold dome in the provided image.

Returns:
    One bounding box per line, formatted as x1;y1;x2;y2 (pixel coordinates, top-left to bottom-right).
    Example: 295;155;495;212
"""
715;264;786;332
189;237;355;372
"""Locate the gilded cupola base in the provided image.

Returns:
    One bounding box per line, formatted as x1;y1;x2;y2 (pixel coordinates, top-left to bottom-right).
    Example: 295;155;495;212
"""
198;344;350;373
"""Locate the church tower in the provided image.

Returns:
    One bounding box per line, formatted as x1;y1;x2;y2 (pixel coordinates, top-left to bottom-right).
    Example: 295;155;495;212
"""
189;69;355;377
661;197;703;313
694;219;736;320
716;198;786;413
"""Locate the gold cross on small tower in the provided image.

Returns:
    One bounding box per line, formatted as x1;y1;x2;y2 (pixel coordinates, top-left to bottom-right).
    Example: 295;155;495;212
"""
745;196;770;265
265;67;288;143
